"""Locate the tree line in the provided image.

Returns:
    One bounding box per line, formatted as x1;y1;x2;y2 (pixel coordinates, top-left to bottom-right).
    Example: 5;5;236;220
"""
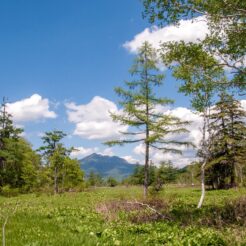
0;100;84;195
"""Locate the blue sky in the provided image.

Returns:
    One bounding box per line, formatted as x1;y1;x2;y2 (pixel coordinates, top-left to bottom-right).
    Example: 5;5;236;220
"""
1;1;244;166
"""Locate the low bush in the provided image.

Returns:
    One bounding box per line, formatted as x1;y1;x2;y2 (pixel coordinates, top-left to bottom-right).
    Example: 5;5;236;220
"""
221;196;246;225
0;185;19;197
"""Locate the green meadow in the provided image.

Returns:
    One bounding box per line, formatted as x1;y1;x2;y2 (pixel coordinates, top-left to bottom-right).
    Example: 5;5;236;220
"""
0;186;245;246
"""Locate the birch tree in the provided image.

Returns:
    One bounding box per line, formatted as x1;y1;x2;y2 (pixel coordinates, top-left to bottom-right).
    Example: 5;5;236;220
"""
161;42;225;208
142;0;246;91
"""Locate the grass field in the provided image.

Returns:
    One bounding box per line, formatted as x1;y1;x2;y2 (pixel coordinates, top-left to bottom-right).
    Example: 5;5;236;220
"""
0;186;245;246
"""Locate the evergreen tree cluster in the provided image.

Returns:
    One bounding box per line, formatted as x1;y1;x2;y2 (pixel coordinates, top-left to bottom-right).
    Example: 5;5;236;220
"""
206;93;246;189
125;161;181;191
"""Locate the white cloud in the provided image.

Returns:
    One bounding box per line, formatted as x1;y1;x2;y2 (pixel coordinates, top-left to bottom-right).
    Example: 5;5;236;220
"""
134;143;196;168
123;16;208;54
65;96;128;140
99;148;114;156
122;155;140;164
71;146;117;159
6;94;57;122
123;15;245;72
134;143;145;156
166;107;203;147
152;150;197;168
241;100;246;111
71;146;98;159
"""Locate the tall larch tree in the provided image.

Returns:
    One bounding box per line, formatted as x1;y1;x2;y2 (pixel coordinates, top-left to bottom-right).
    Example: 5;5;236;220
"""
105;42;192;198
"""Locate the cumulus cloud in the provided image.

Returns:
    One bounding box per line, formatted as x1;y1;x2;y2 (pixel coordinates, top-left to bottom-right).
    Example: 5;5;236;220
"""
99;148;114;156
66;96;128;140
71;146;117;159
6;94;57;122
122;155;140;164
123;16;208;54
165;107;203;147
71;146;98;159
152;150;197;167
134;142;197;168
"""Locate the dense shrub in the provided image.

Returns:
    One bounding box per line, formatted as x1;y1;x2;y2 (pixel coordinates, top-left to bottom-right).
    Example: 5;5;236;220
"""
221;196;246;225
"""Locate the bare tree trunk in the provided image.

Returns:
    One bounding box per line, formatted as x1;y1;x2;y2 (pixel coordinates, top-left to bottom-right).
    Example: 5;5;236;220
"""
197;103;210;209
191;168;194;186
143;55;150;200
144;141;149;199
197;161;206;208
0;98;7;187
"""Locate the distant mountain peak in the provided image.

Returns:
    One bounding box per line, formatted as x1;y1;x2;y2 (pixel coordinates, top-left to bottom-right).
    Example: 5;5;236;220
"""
80;153;138;180
86;153;102;158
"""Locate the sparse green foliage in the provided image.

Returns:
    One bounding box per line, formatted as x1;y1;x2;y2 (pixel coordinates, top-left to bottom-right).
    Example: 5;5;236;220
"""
127;164;157;186
152;161;177;192
142;0;246;91
39;131;83;193
161;41;223;112
158;40;225;207
86;171;104;187
177;162;200;186
62;158;84;190
105;42;191;197
106;177;118;187
38;130;67;161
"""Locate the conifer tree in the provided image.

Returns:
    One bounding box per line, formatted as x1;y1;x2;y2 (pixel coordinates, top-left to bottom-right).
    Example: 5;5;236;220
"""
0;98;40;190
105;42;191;198
39;131;67;193
39;130;83;193
0;98;23;187
38;130;67;161
207;92;246;188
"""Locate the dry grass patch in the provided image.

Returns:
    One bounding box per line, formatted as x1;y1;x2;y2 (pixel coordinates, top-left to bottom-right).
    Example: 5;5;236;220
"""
95;198;171;223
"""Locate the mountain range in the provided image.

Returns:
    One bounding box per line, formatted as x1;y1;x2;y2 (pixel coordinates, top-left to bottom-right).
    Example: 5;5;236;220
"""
79;153;138;180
